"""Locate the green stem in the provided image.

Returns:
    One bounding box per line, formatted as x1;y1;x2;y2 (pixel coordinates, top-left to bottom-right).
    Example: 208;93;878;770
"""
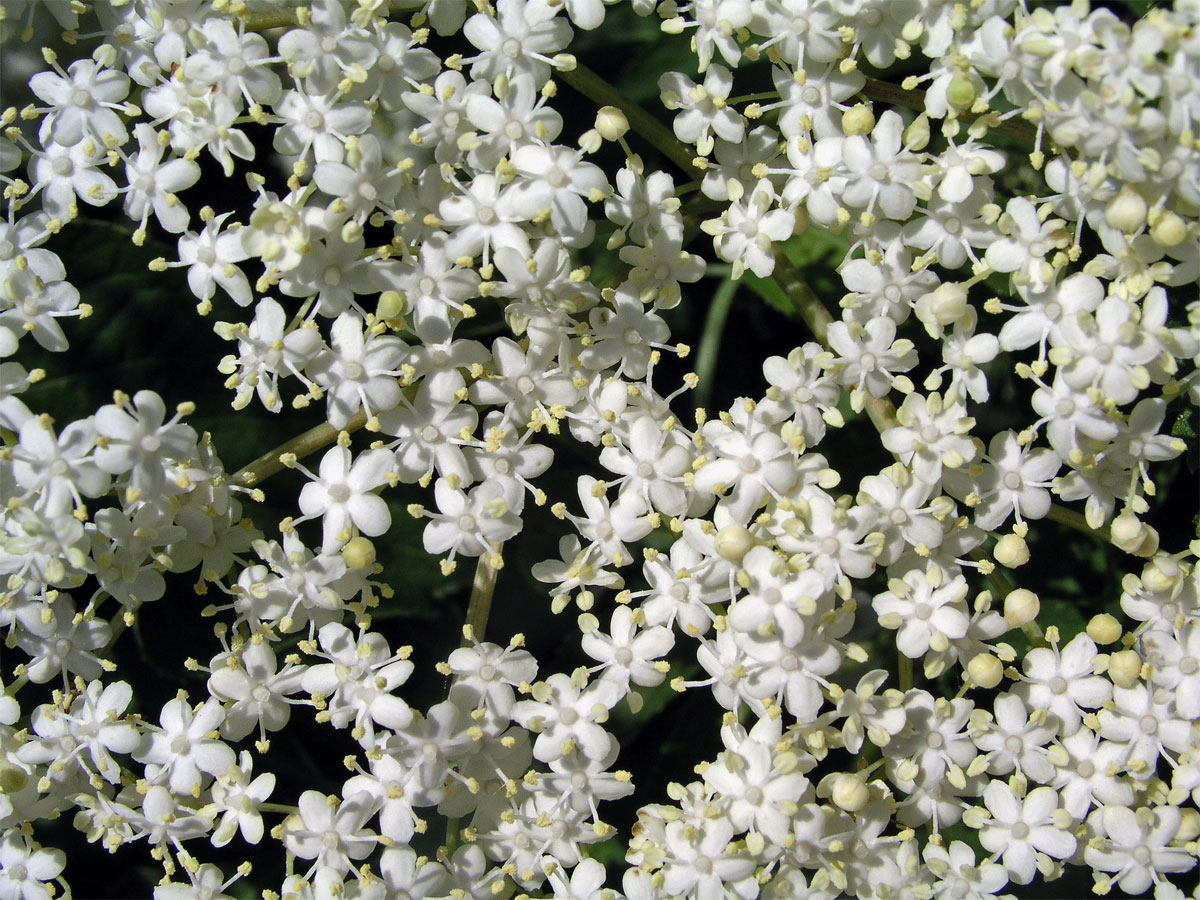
694;277;737;413
556;63;701;176
898;653;914;691
1045;503;1107;543
462;545;503;646
232;410;368;487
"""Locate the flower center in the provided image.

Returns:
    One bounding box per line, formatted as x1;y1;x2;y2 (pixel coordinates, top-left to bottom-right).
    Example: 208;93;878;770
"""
1049;675;1068;694
614;647;634;666
328;484;351;503
1139;714;1158;735
1011;822;1030;840
1180;657;1198;675
559;707;579;725
457;514;477;532
1003;472;1023;491
420;424;440;443
913;602;933;621
501;37;522;58
342;361;364;381
919;424;941;444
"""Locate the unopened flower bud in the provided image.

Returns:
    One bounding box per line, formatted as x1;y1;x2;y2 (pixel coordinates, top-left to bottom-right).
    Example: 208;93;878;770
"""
830;773;870;812
1150;210;1187;247
342;536;376;571
1104;185;1148;233
714;524;754;563
377;290;406;320
1086;613;1122;645
1111;512;1159;557
842;105;875;135
946;74;976;111
595;106;629;141
966;653;1004;689
994;533;1030;568
0;764;28;794
1108;649;1142;688
1142;556;1182;594
1177;808;1200;843
1004;588;1040;627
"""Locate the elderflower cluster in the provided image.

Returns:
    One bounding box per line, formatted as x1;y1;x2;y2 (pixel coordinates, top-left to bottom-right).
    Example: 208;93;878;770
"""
0;0;1198;898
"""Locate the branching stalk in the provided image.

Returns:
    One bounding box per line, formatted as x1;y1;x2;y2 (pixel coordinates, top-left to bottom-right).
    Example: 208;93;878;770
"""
232;410;369;487
556;63;701;177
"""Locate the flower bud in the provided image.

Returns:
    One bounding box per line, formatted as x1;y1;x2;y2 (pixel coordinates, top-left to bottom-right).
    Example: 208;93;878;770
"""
342;536;377;571
595;106;629;141
1149;210;1187;247
1104;185;1148;233
966;653;1004;689
377;290;406;320
830;773;870;812
994;533;1030;568
946;74;977;111
1177;808;1200;843
1004;588;1040;627
0;764;28;794
842;105;875;136
1142;556;1182;594
1086;613;1122;645
1108;649;1142;688
1111;513;1159;557
714;524;754;563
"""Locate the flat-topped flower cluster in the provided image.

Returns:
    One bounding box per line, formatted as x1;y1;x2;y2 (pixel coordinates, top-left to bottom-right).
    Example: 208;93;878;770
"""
0;0;1198;898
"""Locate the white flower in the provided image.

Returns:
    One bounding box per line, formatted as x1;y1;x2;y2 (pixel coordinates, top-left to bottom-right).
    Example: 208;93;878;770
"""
282;790;378;875
210;750;276;847
134;694;236;796
29;57;130;147
296;446;395;552
1084;806;1195;895
0;829;66;900
659;65;745;156
701;179;795;278
511;672;622;762
872;564;970;659
973;781;1076;885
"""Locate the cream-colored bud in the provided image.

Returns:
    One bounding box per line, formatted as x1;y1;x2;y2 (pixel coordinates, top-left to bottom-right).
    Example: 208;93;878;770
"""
595;106;629;141
1150;210;1187;247
1108;649;1142;688
1004;588;1040;627
830;774;870;812
714;524;754;563
342;536;377;571
1143;556;1182;594
1104;185;1148;233
1111;512;1158;557
842;105;875;135
377;290;406;320
966;653;1004;689
1086;613;1122;645
0;764;29;794
918;282;969;329
994;533;1030;568
1177;808;1200;842
946;74;976;111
